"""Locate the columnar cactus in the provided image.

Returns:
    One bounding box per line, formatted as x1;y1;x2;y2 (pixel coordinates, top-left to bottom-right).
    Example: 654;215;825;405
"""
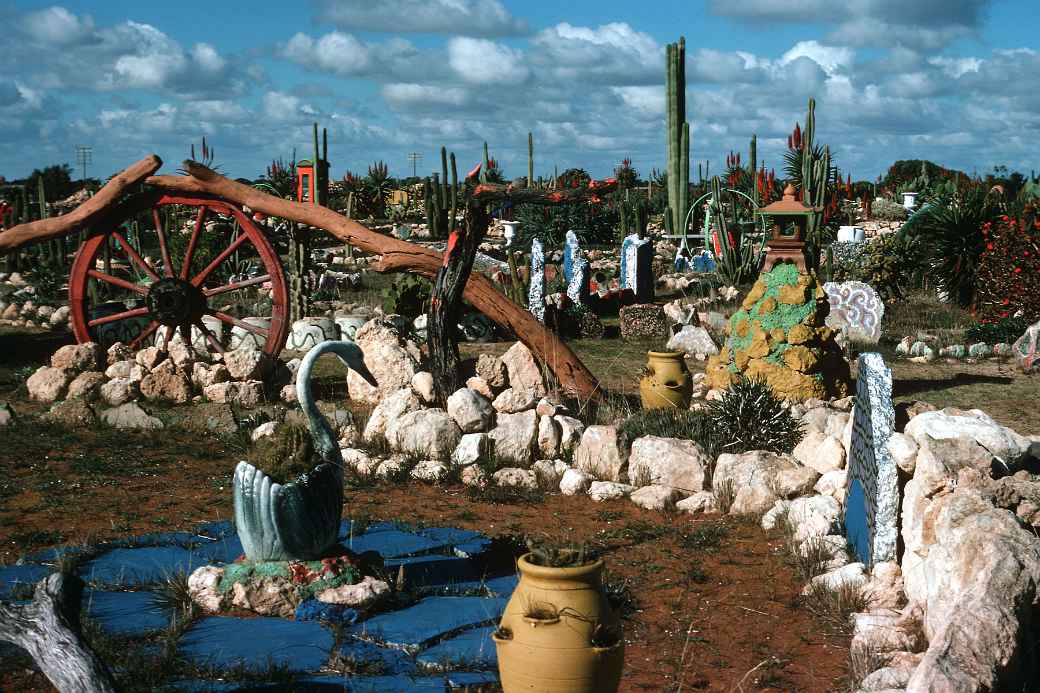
425;147;459;240
528;131;535;189
665;37;690;236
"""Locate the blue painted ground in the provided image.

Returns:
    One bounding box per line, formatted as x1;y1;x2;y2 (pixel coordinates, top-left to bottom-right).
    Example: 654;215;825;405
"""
0;521;514;690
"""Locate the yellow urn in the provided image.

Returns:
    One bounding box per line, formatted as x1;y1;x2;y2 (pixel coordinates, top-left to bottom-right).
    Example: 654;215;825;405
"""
493;554;623;692
639;350;693;410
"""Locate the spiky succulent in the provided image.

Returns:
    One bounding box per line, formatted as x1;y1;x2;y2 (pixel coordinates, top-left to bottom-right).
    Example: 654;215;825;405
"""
525;538;596;568
707;376;805;454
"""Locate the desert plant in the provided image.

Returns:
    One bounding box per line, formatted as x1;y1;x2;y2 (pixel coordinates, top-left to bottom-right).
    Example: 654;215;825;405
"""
834;231;924;304
524;537;596;567
664;37;690;236
870;197;907;222
707;377;804;454
618;408;719;459
906;187;1001;307
380;274;431;319
249;424;315;484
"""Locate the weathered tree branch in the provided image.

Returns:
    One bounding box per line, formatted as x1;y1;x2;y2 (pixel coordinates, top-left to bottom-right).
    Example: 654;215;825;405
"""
0;155;162;254
149;162;602;401
427;203;490;405
0;573;118;693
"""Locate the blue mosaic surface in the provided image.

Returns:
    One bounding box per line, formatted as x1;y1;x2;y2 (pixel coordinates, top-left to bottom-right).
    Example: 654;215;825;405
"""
1;521;512;688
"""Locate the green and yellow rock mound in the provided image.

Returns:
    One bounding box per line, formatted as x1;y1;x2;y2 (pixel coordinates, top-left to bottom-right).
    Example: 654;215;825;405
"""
706;264;850;401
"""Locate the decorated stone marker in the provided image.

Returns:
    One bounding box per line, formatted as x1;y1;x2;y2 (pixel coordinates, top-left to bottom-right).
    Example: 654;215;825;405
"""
563;230;580;284
823;281;884;343
620;233;653;303
844;353;898;567
528;238;546;322
567;257;591;306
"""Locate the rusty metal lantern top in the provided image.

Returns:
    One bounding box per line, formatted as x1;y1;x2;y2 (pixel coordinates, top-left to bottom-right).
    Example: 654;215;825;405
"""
757;184;818;273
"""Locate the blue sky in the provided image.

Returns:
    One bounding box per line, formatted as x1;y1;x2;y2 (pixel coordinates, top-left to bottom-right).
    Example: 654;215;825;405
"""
1;0;1037;184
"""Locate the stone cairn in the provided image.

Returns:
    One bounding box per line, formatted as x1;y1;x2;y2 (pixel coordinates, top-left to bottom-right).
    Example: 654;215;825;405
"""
706;263;850;401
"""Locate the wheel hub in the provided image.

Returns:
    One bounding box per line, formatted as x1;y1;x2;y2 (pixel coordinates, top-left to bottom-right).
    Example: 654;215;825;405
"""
146;278;207;326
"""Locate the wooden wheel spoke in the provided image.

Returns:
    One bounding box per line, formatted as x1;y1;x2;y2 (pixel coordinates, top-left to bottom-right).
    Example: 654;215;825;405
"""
210;310;269;337
129;321;161;351
181;206;207;280
191;233;249;287
194;318;226;354
153;209;173;277
204;274;271;297
111;231;160;282
86;269;148;296
87;306;150;328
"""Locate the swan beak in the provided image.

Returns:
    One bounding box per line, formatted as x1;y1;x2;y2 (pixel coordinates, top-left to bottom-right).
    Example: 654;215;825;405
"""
352;362;378;388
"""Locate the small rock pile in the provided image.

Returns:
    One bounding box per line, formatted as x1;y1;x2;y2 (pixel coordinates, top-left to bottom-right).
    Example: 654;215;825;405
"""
0;298;69;330
26;341;291;414
895;318;1040;374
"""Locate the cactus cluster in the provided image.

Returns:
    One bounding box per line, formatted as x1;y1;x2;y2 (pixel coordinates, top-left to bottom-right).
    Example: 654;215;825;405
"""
424;147;459;241
665;37;690;236
618;192;648;240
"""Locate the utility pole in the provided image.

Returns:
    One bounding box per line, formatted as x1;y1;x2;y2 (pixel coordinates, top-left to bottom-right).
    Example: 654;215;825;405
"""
75;145;92;181
407;152;422;178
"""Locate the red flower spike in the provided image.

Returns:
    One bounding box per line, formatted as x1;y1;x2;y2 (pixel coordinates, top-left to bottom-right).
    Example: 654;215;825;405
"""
466;163;482;180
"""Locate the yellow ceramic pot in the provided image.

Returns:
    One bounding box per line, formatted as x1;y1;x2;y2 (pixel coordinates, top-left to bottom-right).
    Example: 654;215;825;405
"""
494;554;623;692
639;350;693;410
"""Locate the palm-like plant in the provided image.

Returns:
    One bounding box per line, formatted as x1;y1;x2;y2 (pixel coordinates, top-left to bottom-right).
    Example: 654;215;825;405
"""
905;186;1001;307
366;161;393;219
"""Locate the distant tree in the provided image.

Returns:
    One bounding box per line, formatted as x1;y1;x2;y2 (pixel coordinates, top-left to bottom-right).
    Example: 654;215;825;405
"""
614;158;639;189
18;164;75;201
880;160;968;191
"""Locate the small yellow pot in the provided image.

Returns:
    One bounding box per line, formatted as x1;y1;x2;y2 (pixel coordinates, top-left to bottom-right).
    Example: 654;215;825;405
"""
494;554;623;692
639;350;693;410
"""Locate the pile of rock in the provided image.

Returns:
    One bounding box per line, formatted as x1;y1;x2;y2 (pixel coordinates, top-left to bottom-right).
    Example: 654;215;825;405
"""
26;340;290;415
0;298;69;330
859;220;904;238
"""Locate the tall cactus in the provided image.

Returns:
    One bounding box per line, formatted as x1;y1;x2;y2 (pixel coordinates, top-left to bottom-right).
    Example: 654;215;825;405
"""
618;192;649;240
481;141;490;184
798;98;831;271
425;147;459;240
749;134;758;206
288;122;328;321
527;132;534;188
665;37;690;236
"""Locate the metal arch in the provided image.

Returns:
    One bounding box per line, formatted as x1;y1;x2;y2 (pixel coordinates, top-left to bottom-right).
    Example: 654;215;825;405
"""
679;187;769;256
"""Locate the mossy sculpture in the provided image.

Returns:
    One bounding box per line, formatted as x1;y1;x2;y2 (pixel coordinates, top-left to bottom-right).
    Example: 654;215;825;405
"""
706;264;850;401
233;341;377;561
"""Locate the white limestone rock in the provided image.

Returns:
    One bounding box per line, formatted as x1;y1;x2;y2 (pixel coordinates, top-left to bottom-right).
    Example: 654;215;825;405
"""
588;481;635;502
630;484;682;511
574;426;625;482
627;436;709;495
488;410;538;467
386;409;462;461
559;468;592;496
447;388;495;433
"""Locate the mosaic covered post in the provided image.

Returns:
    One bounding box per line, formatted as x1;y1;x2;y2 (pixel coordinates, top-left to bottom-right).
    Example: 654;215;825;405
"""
844;352;899;567
621;233;654;303
527;238;546;322
563;230;580;283
567;257;591;306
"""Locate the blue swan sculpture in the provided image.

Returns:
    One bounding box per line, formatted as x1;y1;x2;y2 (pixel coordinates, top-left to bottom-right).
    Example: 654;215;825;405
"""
233;340;377;561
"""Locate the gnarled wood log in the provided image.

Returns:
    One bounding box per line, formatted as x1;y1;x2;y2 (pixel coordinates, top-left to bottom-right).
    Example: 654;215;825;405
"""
148;162;602;401
0;573;117;693
0;155;162;254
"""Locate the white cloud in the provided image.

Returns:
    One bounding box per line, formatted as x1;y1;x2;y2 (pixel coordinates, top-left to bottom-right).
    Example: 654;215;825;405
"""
382;83;471;108
531;23;660;84
780;41;853;76
314;0;526;37
22;6;96;45
281;32;372;75
192;44;226;74
448;37;528;85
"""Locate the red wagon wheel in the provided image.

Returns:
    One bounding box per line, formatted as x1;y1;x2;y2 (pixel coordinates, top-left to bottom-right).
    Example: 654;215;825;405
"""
68;193;289;359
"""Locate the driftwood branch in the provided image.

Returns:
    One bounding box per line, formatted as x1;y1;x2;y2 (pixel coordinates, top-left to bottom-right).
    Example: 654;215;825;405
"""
0;573;117;693
149;162;602;401
427;203;490;405
471;179;618;205
0;155;162;254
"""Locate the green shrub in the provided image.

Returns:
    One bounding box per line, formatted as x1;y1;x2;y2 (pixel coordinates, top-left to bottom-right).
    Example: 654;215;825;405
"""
975;214;1040;323
965;315;1031;344
906;188;1000;307
833;231;924;303
870;198;907;221
380;274;431;319
618;408;718;458
250;424;316;484
706;377;804;454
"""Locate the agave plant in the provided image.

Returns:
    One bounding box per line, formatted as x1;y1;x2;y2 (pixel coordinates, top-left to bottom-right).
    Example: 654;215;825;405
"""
707;376;805;454
905;186;1001;307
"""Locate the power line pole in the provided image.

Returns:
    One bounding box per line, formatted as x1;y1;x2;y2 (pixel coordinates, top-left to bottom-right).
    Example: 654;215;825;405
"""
407;152;422;178
75;145;92;181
